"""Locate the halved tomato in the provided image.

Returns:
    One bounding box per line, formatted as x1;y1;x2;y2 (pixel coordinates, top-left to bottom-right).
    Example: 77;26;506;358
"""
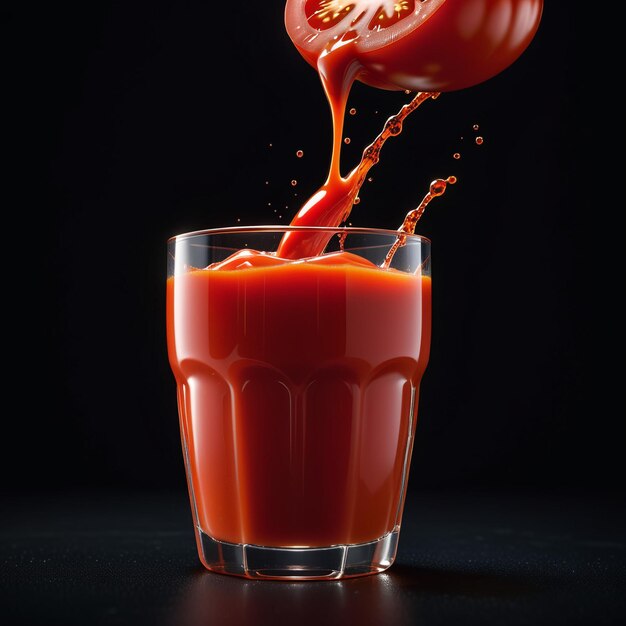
285;0;543;92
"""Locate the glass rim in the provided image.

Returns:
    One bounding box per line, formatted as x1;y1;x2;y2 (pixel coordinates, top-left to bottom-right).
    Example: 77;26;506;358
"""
168;225;431;245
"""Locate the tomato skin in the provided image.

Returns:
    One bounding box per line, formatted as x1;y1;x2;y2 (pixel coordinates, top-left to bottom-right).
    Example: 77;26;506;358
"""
286;0;544;92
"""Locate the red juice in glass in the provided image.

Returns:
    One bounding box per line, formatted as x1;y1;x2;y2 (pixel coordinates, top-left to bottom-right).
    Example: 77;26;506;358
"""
166;227;431;579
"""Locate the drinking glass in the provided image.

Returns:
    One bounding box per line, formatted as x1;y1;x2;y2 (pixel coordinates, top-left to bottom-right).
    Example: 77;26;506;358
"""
166;226;431;580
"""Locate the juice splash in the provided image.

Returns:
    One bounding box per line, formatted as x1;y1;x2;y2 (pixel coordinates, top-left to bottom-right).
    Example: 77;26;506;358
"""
383;176;456;269
276;52;442;259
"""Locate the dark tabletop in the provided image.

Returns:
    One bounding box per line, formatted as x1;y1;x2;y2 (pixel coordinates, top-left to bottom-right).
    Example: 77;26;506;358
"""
2;490;625;626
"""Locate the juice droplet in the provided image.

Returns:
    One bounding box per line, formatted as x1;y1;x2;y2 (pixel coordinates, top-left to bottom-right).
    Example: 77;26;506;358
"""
349;108;357;115
430;179;447;196
268;202;272;206
269;143;273;147
296;149;304;158
475;136;484;145
367;177;373;182
453;152;461;159
236;218;241;222
472;124;479;131
447;175;457;184
353;196;360;205
265;180;269;185
291;179;297;186
344;137;351;144
338;231;347;251
404;89;411;95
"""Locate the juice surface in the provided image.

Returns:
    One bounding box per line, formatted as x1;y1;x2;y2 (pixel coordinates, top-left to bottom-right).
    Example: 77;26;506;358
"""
167;252;431;547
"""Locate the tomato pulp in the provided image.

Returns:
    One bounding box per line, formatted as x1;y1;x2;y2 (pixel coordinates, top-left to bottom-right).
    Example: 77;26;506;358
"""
167;251;431;548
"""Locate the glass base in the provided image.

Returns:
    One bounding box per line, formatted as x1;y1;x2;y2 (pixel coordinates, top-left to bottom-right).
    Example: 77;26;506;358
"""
197;528;400;580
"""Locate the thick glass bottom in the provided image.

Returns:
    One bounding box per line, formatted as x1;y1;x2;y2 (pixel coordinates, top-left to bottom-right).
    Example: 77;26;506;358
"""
196;528;400;580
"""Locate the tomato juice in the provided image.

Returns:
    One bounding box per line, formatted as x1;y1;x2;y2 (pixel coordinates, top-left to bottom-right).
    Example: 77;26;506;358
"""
167;249;431;549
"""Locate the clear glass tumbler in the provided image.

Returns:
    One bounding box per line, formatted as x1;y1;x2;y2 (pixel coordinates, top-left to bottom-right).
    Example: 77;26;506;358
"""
166;226;431;580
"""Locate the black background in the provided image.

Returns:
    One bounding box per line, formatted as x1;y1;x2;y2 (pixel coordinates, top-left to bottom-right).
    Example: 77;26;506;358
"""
4;2;624;500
